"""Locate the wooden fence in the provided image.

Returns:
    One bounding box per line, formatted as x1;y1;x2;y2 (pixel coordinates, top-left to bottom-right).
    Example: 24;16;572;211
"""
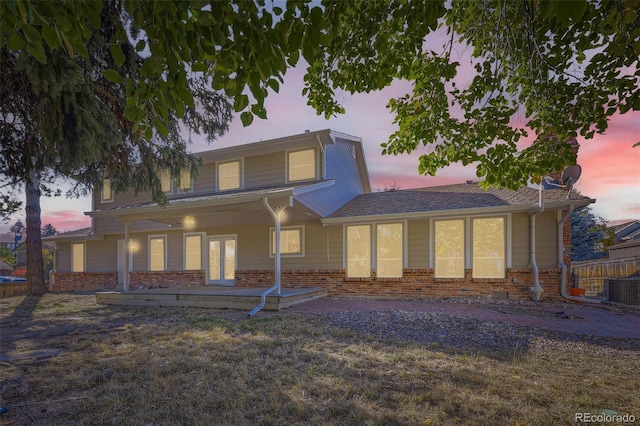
572;257;640;296
0;282;28;298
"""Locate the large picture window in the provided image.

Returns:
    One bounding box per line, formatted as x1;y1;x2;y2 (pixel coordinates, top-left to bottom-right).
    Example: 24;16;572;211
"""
346;225;371;277
376;223;403;278
184;234;203;270
218;160;241;191
270;226;304;256
288;149;316;182
72;242;85;272
434;220;465;278
472;217;505;278
149;235;167;271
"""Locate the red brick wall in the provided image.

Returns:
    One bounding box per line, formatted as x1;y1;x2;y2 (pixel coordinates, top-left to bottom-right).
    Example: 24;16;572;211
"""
236;268;563;301
129;270;205;289
52;272;118;292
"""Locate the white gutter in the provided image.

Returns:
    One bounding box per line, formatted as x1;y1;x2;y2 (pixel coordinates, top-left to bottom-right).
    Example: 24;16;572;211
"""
248;197;292;316
529;186;545;301
558;205;600;304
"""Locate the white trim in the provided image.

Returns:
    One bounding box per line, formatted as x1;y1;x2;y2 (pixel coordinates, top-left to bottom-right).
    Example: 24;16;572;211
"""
216;158;244;192
148;234;167;271
183;232;206;271
286;147;318;183
71;241;86;272
506;213;512;268
269;225;305;258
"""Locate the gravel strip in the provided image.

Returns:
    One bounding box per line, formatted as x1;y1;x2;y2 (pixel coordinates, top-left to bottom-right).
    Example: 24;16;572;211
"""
317;310;640;358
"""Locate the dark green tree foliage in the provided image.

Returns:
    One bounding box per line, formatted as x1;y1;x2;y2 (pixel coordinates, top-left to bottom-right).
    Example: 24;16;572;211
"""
41;223;57;237
305;0;640;188
571;207;611;261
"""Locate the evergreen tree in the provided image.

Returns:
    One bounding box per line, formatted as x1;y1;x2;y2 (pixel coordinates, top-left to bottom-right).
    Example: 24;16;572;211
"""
41;223;58;237
571;207;612;261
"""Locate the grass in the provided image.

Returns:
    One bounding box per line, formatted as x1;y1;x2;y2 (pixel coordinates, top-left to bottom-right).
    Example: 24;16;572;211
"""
1;294;638;425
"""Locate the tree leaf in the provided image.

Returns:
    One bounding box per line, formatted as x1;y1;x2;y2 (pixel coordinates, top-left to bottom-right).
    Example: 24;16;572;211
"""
110;43;126;66
103;69;124;83
240;111;254;126
7;32;25;50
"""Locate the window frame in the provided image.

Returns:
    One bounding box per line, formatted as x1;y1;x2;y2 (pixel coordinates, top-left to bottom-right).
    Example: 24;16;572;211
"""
183;232;205;271
376;222;404;278
178;169;193;194
101;179;114;203
216;159;243;192
471;217;506;279
286;148;317;182
71;242;86;272
148;234;167;271
269;225;305;258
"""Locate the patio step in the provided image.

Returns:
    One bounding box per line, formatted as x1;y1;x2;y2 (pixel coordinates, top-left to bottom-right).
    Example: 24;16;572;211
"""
96;287;327;311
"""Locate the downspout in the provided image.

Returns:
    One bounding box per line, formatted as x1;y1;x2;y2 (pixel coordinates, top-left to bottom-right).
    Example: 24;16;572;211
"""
558;205;600;303
248;197;289;316
530;186;545;301
123;220;130;292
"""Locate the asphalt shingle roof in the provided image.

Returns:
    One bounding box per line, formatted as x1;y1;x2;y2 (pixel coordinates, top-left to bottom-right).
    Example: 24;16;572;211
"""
329;183;592;218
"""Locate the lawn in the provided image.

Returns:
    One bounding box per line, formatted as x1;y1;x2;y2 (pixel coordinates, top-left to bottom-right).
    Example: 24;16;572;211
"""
1;294;638;425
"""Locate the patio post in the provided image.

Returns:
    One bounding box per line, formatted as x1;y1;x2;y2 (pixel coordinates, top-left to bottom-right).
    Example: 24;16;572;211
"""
123;220;130;292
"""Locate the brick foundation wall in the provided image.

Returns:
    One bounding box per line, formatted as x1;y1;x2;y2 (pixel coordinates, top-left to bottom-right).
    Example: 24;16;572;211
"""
52;272;118;292
236;268;563;301
129;270;205;289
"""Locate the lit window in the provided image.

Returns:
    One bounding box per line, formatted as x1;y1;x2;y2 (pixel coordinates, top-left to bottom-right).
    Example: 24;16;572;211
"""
288;149;316;182
179;169;192;192
376;223;403;278
472;218;505;278
218;161;241;191
270;227;303;256
346;225;371;277
72;242;85;272
160;169;172;193
184;234;202;270
149;236;166;271
435;220;465;278
101;179;113;202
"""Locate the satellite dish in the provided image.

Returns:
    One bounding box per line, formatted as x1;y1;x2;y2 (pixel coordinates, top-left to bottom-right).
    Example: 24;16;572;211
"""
561;165;582;187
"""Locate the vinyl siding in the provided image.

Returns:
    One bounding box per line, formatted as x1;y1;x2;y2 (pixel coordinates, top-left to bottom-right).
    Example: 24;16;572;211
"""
407;219;429;269
244;152;285;188
86;236;118;272
511;213;530;268
56;241;72;272
296;139;364;217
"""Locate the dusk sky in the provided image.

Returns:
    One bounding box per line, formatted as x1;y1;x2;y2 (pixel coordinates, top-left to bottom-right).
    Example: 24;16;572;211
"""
2;64;639;234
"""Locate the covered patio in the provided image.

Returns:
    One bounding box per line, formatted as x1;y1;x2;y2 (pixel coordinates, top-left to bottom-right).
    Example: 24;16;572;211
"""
96;286;327;311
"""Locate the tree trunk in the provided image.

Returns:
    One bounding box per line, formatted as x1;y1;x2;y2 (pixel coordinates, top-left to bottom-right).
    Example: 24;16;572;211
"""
25;169;46;295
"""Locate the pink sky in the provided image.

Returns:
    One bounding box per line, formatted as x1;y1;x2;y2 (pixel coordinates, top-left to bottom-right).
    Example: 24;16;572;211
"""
2;65;639;234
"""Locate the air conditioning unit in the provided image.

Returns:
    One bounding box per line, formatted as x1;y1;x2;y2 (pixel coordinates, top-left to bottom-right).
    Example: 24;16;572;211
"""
606;278;640;306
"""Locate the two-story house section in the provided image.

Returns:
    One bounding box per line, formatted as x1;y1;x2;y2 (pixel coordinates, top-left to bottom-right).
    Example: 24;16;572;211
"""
50;129;595;301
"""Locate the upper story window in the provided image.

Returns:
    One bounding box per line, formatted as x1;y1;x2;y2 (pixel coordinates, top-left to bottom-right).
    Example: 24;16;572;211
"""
217;160;241;191
72;242;85;272
287;148;316;182
101;179;113;203
160;169;172;193
178;169;193;193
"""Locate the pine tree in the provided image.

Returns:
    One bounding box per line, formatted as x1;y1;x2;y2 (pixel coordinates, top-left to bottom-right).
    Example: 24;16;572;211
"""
571;207;612;261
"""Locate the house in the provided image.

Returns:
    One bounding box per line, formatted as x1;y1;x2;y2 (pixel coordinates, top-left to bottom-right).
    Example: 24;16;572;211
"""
613;220;640;244
49;129;594;300
608;239;640;260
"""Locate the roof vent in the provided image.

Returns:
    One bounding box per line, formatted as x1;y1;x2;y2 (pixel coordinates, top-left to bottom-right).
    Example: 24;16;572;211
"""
304;129;310;133
465;180;475;184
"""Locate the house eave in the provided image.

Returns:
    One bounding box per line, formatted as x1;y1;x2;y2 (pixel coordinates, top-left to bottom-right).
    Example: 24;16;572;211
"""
321;197;595;224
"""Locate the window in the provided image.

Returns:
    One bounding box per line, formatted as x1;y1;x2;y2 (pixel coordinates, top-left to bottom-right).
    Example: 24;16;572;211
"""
472;217;505;278
72;242;85;272
217;160;241;191
101;179;113;202
288;149;316;182
184;234;203;270
434;220;465;278
160;169;172;193
376;223;403;278
346;225;371;277
179;169;192;193
270;226;304;256
149;235;166;271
